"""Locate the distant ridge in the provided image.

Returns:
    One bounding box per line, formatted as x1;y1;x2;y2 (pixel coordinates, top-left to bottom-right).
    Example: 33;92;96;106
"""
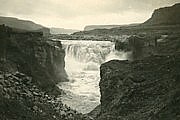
0;16;50;35
84;24;139;31
143;3;180;26
50;27;80;35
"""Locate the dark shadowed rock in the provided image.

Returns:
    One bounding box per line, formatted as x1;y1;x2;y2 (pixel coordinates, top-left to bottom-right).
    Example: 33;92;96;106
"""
95;54;180;120
0;25;67;94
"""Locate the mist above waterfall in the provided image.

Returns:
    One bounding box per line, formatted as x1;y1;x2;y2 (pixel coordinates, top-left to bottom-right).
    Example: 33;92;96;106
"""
58;40;128;113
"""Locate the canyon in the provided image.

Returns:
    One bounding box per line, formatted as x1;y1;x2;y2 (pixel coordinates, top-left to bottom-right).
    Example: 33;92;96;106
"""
0;3;180;120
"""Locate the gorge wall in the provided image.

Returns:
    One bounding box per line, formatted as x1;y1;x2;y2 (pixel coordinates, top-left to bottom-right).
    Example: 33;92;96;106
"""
0;25;67;93
95;54;180;120
115;34;159;60
91;32;180;120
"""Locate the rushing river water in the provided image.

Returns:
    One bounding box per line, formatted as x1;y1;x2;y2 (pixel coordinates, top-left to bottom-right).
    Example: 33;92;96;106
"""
58;40;128;113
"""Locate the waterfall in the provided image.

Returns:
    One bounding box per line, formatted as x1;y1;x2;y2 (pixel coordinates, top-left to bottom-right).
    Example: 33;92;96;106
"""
58;40;128;113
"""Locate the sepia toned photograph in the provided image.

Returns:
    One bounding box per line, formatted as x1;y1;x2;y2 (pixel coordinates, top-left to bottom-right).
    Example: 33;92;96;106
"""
0;0;180;120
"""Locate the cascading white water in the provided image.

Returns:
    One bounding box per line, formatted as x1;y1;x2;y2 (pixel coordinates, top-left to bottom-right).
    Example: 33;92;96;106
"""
58;40;128;113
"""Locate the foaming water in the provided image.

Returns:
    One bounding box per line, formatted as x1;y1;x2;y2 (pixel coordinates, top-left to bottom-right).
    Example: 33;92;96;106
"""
58;40;128;113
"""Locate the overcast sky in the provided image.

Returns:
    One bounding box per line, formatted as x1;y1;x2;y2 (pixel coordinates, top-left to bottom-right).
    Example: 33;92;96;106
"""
0;0;179;30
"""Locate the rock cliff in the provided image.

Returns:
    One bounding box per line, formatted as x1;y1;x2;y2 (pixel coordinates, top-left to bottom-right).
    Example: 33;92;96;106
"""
115;31;180;60
143;3;180;26
74;3;180;37
0;25;67;93
91;32;180;120
95;54;180;120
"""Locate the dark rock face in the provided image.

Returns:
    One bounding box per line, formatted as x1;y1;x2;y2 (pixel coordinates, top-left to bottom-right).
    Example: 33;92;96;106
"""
115;34;159;60
96;54;180;120
94;33;180;120
115;40;130;52
0;25;67;93
143;3;180;26
128;35;159;60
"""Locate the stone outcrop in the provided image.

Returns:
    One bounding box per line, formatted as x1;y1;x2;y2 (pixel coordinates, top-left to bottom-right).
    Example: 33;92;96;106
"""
115;31;180;61
95;53;180;120
0;25;67;94
115;34;160;60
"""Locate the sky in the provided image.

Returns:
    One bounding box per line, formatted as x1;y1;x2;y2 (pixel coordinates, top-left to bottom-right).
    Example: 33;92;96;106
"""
0;0;179;30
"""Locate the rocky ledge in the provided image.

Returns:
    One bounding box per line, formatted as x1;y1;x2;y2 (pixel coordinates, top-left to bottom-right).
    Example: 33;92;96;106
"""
92;53;180;120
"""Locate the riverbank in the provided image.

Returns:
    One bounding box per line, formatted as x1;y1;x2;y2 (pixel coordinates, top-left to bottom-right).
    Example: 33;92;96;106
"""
0;71;92;120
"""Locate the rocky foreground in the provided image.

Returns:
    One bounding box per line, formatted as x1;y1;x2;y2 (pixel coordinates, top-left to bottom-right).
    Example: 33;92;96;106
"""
0;71;92;120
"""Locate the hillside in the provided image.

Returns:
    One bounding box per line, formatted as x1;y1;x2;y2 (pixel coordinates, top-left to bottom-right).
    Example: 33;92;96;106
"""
0;16;50;35
143;3;180;26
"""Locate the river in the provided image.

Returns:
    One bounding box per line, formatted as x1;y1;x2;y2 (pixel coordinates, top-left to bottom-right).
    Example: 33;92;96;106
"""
58;40;128;113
